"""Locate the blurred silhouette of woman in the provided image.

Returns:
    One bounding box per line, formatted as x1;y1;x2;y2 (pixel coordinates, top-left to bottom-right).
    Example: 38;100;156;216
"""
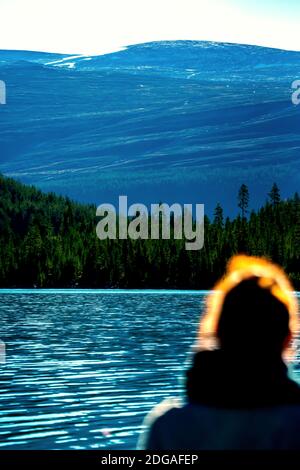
139;255;300;450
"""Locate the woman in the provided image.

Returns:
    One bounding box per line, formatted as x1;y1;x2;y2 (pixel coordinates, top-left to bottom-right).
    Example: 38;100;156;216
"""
138;255;300;450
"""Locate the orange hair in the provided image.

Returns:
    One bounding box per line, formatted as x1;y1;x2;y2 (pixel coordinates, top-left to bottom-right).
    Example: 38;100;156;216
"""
198;255;298;357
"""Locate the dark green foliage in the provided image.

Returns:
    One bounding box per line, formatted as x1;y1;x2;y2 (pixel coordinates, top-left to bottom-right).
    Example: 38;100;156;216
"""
268;183;281;207
0;175;300;289
238;184;249;219
213;203;224;228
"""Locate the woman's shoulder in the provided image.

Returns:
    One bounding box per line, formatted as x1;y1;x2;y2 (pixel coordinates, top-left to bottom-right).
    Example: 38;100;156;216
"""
137;398;182;449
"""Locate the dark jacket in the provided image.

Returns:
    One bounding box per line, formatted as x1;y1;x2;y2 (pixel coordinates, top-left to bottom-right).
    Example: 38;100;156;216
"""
139;350;300;450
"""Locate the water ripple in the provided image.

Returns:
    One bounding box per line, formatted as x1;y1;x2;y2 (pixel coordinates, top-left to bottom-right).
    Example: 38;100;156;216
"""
0;291;204;449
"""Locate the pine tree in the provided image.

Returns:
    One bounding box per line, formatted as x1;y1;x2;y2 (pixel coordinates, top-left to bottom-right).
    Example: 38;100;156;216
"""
268;183;281;207
238;184;249;219
213;203;224;228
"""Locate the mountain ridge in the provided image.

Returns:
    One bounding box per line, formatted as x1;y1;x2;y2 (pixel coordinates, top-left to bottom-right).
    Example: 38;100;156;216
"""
0;40;299;215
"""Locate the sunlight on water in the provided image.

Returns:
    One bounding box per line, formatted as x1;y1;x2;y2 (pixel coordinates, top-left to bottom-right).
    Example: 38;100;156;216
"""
0;291;206;449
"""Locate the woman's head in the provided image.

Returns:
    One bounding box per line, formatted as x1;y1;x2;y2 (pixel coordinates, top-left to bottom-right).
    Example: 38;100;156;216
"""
198;255;298;358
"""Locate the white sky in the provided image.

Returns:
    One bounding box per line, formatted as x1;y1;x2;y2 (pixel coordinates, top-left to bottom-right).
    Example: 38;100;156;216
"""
0;0;299;54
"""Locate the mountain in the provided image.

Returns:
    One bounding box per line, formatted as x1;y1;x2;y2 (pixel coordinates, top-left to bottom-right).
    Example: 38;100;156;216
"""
0;41;300;215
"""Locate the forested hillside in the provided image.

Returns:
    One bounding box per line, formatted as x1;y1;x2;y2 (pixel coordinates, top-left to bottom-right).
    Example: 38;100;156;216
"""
0;174;300;289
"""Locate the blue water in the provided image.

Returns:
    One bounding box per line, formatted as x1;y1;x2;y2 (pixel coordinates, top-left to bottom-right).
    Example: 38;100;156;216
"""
0;290;206;449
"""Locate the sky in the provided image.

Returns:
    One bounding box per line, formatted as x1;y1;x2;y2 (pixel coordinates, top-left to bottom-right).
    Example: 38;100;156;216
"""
0;0;299;54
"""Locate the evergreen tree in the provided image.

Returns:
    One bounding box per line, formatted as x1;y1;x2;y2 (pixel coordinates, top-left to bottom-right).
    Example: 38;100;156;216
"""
213;203;224;228
268;183;281;207
238;184;249;219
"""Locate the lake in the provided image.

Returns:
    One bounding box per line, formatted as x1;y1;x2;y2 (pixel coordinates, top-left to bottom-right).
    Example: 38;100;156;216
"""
0;290;207;449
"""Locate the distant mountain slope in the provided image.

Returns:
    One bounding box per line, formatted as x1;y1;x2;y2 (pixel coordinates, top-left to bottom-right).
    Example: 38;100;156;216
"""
0;49;68;66
0;41;300;214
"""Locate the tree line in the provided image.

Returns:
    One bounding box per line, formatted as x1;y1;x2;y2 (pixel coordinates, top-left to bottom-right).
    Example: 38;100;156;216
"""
0;174;300;289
